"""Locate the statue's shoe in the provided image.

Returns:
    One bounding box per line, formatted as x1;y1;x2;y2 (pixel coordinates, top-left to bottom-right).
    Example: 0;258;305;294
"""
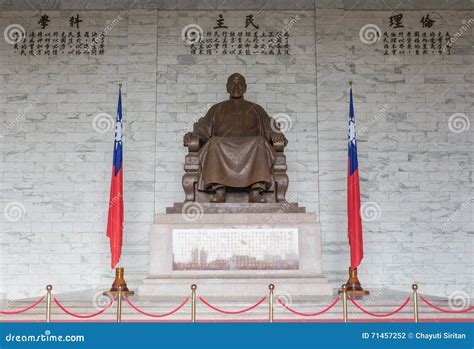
210;189;225;203
248;190;266;203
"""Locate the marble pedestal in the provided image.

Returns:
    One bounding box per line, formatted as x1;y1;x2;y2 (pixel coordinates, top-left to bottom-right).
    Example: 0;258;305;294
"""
139;209;333;298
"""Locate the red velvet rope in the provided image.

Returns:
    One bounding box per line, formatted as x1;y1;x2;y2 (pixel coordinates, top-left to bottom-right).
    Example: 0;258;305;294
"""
53;297;114;318
349;296;411;317
125;297;189;318
277;297;340;317
199;296;267;315
0;296;45;315
419;296;474;313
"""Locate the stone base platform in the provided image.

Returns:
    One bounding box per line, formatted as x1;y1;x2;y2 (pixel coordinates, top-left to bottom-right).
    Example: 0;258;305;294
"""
138;211;333;298
166;202;306;214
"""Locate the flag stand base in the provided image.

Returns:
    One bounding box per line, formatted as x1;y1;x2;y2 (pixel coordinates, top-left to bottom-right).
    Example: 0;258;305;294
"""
103;267;135;298
338;267;369;296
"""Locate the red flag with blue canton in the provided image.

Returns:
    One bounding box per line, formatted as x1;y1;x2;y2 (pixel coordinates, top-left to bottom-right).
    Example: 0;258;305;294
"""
347;86;363;270
106;86;124;269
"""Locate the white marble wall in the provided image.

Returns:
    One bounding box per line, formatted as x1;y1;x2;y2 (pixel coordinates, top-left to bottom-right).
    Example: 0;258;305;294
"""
0;6;472;299
316;9;473;295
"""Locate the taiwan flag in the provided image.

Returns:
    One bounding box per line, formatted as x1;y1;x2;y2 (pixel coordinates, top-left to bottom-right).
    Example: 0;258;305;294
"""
106;86;124;269
347;86;363;270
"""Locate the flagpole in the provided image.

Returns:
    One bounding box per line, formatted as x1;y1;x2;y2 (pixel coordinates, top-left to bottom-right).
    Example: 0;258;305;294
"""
340;80;369;297
117;82;122;273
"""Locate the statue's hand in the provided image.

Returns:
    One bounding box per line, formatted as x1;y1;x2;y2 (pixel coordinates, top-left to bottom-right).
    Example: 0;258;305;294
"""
183;132;196;146
271;132;287;144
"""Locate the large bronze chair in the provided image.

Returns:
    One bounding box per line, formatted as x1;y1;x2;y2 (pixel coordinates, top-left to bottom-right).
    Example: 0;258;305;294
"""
182;137;288;203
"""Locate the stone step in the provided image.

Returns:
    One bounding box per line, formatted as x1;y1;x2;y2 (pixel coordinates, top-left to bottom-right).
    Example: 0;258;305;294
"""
2;294;472;322
139;275;333;297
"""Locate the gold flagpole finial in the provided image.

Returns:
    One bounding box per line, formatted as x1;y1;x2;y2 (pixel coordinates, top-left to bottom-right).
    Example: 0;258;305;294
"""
349;80;353;86
118;82;122;88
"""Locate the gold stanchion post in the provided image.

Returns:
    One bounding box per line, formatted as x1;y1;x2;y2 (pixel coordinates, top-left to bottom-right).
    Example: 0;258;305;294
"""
342;284;348;323
412;284;419;323
191;284;197;323
268;284;274;323
116;285;123;323
45;285;52;323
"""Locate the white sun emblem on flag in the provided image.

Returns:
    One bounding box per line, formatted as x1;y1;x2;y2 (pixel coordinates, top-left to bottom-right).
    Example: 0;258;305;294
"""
348;117;356;145
115;121;122;143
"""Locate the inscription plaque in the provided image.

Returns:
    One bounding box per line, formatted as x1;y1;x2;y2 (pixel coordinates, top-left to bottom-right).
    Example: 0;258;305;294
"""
172;228;299;270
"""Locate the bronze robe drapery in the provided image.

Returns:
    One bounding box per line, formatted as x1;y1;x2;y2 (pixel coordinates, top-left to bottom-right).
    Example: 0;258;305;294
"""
193;99;276;190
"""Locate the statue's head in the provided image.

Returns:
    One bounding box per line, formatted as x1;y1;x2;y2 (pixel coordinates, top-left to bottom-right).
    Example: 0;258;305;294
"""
226;73;247;98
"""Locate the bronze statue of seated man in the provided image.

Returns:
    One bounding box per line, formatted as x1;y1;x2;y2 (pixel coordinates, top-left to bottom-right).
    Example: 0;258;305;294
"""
183;73;287;203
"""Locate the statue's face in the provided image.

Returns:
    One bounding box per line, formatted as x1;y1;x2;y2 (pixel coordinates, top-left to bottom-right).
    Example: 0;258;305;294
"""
227;75;246;98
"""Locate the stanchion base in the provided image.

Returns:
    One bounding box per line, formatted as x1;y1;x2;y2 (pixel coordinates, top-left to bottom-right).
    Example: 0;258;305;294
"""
103;267;135;298
338;289;370;296
103;290;135;298
338;267;370;297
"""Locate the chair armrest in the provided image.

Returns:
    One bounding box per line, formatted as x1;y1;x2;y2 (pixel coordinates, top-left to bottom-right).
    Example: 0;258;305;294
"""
186;138;201;152
183;132;202;152
272;140;285;152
